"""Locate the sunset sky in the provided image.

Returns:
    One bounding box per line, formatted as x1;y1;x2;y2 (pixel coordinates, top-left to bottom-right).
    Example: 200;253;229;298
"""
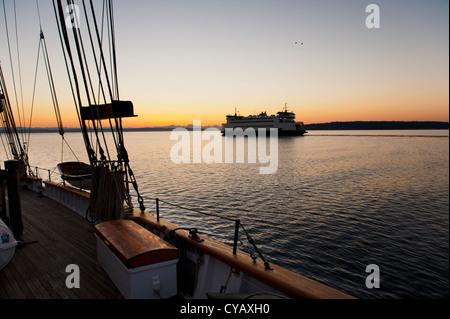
0;0;448;128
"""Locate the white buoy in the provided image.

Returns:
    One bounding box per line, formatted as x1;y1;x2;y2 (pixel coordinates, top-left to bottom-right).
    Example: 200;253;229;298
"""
0;218;18;270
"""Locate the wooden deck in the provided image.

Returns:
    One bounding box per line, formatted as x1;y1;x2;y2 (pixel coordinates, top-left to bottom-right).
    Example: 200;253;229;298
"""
0;189;122;299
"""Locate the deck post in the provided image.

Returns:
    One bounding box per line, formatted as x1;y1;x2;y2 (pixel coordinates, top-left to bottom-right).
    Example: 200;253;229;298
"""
0;171;7;222
5;160;23;237
155;198;160;223
233;219;240;255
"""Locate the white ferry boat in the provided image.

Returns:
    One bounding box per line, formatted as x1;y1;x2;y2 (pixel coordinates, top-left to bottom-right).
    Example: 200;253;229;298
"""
222;105;307;136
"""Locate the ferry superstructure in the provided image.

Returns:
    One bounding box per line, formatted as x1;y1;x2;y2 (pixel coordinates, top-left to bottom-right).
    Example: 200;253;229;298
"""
222;105;307;136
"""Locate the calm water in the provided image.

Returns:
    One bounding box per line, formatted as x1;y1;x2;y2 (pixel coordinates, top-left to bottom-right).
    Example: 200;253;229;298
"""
24;130;449;299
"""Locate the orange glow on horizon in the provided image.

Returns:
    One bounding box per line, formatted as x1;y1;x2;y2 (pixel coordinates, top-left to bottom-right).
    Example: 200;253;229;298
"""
28;108;449;129
26;95;449;128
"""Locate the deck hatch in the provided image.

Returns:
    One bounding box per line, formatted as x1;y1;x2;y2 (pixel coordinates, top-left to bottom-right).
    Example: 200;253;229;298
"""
94;220;178;268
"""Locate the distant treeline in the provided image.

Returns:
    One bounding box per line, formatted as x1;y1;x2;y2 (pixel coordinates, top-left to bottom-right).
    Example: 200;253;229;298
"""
13;121;450;133
304;121;449;130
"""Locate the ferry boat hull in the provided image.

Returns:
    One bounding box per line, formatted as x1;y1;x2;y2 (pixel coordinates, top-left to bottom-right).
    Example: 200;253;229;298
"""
222;107;307;136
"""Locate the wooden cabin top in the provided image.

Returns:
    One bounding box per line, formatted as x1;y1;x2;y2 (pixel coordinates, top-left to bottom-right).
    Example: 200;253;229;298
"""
94;219;178;268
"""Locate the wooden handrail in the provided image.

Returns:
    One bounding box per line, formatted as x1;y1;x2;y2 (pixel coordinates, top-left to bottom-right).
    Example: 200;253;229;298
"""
128;208;355;299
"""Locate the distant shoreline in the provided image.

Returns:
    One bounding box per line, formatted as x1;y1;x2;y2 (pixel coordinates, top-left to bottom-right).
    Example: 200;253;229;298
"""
13;121;450;133
304;121;449;130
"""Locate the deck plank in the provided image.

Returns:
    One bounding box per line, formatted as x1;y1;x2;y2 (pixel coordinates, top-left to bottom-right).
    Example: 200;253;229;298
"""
0;189;123;299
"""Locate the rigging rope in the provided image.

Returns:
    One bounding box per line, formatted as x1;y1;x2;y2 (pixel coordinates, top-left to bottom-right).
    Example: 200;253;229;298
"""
40;30;65;137
0;62;29;174
13;0;25;147
2;0;24;145
25;35;42;152
52;0;146;214
34;1;78;163
83;0;121;165
54;0;96;165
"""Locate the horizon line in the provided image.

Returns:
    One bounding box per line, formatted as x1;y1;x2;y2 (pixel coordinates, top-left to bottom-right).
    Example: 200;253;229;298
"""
15;120;450;131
